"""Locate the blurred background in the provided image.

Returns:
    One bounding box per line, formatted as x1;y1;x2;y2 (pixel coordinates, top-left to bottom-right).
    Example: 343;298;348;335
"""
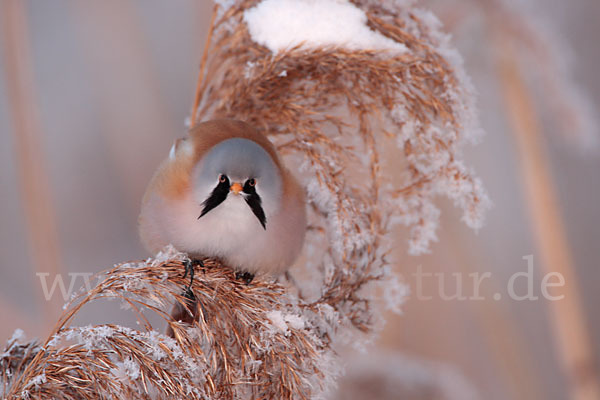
1;1;598;399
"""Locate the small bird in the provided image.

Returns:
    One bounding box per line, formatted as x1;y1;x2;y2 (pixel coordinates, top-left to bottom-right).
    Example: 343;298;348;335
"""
139;119;306;284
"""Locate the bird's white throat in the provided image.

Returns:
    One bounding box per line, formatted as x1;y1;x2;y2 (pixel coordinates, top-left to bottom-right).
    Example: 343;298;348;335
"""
168;192;266;267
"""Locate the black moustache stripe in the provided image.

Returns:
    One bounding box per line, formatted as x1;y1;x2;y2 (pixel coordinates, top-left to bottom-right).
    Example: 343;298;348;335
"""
198;178;230;219
245;192;267;230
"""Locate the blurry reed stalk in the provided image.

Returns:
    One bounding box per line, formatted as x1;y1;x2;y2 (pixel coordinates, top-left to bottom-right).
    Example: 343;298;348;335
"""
190;4;218;128
437;0;597;147
70;1;177;213
445;226;543;400
483;0;596;147
1;0;64;330
0;295;37;339
494;27;600;400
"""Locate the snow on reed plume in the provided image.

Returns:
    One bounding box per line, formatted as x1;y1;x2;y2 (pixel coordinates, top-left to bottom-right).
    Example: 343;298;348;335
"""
201;0;490;259
2;1;489;398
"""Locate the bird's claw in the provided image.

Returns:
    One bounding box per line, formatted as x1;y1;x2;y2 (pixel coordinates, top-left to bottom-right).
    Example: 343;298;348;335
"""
182;258;204;295
183;285;196;303
235;271;255;285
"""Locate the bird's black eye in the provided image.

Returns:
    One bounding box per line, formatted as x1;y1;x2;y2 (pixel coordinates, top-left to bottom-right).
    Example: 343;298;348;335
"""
219;174;228;183
243;178;257;194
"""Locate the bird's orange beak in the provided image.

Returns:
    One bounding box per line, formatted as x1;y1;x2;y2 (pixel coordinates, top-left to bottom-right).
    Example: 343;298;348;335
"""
230;182;243;194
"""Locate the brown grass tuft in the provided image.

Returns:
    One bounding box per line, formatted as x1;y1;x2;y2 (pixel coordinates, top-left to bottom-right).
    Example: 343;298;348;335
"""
2;249;338;399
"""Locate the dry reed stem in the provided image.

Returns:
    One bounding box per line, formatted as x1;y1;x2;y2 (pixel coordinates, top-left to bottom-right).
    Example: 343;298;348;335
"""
0;0;65;330
494;28;600;400
444;222;543;400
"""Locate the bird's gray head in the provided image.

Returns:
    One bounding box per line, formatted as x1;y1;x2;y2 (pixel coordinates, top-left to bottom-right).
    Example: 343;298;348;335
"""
192;138;283;229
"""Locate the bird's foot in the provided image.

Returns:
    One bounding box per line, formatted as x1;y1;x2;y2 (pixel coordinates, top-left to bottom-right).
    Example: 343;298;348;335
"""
182;258;204;296
235;271;255;285
183;285;196;304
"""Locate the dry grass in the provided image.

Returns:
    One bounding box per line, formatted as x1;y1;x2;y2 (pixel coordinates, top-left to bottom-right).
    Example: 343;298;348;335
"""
2;250;337;399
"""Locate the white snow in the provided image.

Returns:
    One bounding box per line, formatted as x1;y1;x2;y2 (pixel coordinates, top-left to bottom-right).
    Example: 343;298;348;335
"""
243;0;408;53
265;310;306;335
266;310;290;334
9;329;25;343
284;313;305;330
110;357;140;382
26;373;47;388
382;269;409;313
150;244;185;267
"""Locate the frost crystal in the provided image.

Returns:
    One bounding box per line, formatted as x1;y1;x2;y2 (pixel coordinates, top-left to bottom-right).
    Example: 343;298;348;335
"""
266;310;289;334
110;358;141;382
25;373;46;388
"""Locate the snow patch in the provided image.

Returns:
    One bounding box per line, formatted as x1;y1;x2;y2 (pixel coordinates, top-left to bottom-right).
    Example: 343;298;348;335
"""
244;0;408;53
110;357;141;382
266;310;306;335
26;373;47;388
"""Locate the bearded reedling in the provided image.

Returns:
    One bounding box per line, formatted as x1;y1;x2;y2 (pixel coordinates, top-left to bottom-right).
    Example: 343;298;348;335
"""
139;119;306;290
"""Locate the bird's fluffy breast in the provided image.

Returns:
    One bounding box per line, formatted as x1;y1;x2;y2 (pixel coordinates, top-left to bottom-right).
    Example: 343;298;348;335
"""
140;189;299;274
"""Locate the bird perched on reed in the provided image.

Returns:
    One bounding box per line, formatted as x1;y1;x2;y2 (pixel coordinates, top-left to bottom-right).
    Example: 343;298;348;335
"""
139;120;306;286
